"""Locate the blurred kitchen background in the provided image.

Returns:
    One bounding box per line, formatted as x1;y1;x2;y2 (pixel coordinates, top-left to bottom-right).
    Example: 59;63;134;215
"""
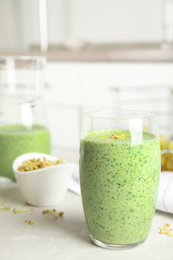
0;0;173;162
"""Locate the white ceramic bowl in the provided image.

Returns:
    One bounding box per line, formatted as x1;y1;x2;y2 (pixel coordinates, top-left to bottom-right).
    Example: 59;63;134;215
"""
12;153;75;207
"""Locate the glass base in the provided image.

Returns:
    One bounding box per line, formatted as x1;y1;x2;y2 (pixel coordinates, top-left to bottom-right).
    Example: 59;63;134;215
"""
90;234;145;250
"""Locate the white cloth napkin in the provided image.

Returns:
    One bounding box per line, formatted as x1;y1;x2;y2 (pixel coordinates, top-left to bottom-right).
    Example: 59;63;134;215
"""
68;166;173;214
68;164;81;195
156;172;173;213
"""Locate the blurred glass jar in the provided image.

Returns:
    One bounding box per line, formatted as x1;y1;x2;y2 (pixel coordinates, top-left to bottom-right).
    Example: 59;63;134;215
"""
0;56;51;179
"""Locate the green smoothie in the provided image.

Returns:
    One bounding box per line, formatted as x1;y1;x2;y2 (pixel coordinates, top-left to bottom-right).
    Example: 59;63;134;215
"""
80;129;160;245
0;124;51;179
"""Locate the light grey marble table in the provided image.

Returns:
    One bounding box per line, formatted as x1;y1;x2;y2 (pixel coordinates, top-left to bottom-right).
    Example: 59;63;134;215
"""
0;181;173;260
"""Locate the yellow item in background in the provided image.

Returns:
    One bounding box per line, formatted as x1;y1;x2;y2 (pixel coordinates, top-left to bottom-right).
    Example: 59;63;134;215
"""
160;135;168;150
161;135;173;171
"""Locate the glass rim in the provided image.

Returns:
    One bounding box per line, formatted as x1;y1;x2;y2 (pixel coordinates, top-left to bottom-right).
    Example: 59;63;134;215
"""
84;109;156;119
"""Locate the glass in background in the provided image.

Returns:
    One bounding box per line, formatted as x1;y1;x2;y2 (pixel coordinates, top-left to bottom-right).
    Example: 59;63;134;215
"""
0;56;51;180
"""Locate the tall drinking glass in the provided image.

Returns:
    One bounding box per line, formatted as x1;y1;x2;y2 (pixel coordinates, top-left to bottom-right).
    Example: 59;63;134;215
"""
79;110;161;249
0;56;51;180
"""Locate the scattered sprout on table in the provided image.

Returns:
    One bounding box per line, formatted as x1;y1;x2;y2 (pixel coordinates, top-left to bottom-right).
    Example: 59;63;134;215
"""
159;223;173;237
13;208;33;213
42;209;64;219
0;202;10;210
25;219;34;225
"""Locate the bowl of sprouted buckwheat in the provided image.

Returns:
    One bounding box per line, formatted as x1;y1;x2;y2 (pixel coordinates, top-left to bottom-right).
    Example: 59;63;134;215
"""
12;153;75;206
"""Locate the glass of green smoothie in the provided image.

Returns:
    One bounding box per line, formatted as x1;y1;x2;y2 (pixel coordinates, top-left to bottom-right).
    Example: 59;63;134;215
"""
0;56;51;180
79;109;161;249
